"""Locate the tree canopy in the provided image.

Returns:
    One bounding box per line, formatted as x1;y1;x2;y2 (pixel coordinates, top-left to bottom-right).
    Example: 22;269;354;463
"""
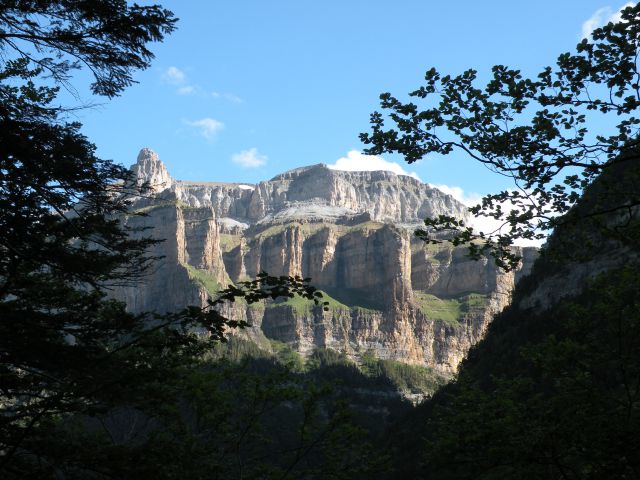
0;0;177;97
361;3;640;269
0;2;326;477
360;6;640;478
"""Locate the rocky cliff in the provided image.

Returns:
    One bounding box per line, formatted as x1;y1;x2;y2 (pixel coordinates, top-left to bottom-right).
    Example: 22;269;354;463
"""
116;148;537;375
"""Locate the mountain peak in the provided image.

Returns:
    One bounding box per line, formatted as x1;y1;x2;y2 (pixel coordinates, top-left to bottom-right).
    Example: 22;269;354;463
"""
132;148;173;193
136;147;160;163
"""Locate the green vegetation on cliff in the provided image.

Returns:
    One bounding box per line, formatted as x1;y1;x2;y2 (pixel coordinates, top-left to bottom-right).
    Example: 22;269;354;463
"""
183;263;221;295
219;340;448;400
249;219;386;244
219;233;242;252
413;292;462;326
266;289;350;313
360;350;446;395
413;292;487;327
323;287;386;312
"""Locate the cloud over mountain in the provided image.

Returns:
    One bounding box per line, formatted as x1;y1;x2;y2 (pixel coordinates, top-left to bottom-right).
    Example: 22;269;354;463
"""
232;148;267;168
327;150;421;180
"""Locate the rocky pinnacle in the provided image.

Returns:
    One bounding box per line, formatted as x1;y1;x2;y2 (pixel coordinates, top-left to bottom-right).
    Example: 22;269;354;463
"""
131;147;173;193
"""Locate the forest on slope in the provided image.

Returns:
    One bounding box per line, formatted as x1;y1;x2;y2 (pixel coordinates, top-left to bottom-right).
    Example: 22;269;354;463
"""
358;4;640;477
377;156;640;478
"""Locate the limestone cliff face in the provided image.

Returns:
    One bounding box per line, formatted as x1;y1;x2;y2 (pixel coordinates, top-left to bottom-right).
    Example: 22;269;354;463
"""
112;204;203;313
173;163;469;225
118;149;537;375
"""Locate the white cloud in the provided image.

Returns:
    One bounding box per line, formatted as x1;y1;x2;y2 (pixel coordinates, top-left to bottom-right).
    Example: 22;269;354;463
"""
177;85;195;95
581;2;634;38
212;91;244;103
162;66;186;85
327;150;421;180
162;66;201;95
184;118;224;140
232;148;267;168
429;184;545;247
161;69;243;101
609;1;636;22
224;93;244;104
429;183;483;207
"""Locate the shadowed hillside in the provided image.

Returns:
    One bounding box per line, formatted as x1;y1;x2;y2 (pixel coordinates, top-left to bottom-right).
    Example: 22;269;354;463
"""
378;153;640;479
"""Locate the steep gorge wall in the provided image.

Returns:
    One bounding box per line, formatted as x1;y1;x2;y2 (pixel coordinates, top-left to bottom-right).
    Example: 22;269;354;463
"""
117;149;536;375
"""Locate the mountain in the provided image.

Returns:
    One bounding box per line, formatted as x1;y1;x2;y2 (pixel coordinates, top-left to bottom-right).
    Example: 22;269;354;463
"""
114;148;537;377
377;151;640;478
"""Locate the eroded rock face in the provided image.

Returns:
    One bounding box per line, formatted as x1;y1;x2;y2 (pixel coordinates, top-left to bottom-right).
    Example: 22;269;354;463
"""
172;163;469;225
112;204;204;313
131;148;173;193
117;149;537;375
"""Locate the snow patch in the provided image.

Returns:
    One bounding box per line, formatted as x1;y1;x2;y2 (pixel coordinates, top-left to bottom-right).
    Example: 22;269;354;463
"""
258;203;357;224
218;217;249;230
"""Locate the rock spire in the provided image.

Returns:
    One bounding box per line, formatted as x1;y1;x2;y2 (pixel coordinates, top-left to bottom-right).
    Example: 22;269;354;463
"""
131;148;173;193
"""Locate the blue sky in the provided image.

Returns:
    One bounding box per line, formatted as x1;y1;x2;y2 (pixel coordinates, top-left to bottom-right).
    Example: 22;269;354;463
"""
69;0;633;204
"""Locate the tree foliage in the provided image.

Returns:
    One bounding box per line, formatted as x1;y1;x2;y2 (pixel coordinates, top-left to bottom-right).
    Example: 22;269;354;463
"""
0;2;330;477
361;8;640;476
0;0;177;97
148;356;381;480
378;150;640;476
415;265;640;479
361;3;640;269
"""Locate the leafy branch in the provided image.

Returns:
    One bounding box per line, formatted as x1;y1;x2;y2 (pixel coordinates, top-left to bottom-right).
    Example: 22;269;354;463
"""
361;3;640;269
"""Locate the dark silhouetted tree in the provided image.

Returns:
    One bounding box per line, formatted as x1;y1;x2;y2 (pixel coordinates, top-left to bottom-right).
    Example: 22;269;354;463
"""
361;3;640;269
0;2;327;477
361;5;640;479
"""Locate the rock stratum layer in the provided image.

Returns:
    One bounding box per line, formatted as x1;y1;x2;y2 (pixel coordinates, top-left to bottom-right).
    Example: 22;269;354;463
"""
115;148;537;375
